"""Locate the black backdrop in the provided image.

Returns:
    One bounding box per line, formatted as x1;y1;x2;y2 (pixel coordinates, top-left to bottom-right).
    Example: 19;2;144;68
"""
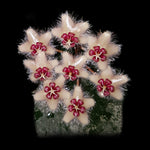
5;1;140;146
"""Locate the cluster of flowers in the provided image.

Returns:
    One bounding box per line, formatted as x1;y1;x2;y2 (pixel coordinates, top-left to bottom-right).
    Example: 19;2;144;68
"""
18;12;129;125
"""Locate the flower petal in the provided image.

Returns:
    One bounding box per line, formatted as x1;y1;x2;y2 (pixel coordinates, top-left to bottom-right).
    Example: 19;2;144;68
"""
62;52;74;66
68;32;75;38
18;42;31;53
36;67;42;73
97;85;103;92
28;73;38;83
41;45;47;51
35;52;49;67
59;89;71;106
97;31;112;48
46;93;52;99
63;111;74;123
42;67;49;73
103;90;110;96
44;86;50;92
92;56;99;62
110;88;123;100
62;40;67;45
98;79;105;86
39;31;52;45
75;21;90;36
49;82;56;88
83;98;95;109
53;93;59;99
51;27;62;37
33;90;45;101
61;13;74;32
68;105;74;112
23;59;36;71
54;74;66;88
61;33;68;40
55;65;64;74
73;86;83;99
107;85;115;92
78;112;89;125
45;71;51;77
106;43;121;57
100;66;113;78
47;98;59;110
77;99;84;105
89;74;100;84
46;47;56;55
34;73;41;78
73;37;79;43
100;48;107;54
70;42;75;47
73;110;80;117
71;76;77;81
93;46;100;52
68;65;75;71
49;59;59;68
26;28;39;43
73;69;79;75
63;67;69;73
104;78;112;86
70;99;77;105
100;54;107;61
55;86;61;92
64;75;70;80
79;69;89;78
97;60;108;71
79;106;86;113
89;50;95;56
112;75;129;87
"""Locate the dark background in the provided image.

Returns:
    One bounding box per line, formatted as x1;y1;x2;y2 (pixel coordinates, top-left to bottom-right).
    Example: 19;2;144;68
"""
4;0;142;146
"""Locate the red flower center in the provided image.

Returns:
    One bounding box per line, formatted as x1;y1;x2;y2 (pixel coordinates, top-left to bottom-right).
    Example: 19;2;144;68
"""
68;99;85;117
96;78;115;96
44;82;61;100
61;32;79;49
34;67;51;81
30;42;47;56
89;46;107;62
62;65;79;81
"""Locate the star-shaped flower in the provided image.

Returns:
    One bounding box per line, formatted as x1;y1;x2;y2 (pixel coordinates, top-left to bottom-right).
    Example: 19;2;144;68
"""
51;12;90;49
61;32;79;49
84;31;121;70
62;85;95;125
33;75;66;111
89;66;129;100
18;27;55;56
54;52;89;80
62;65;79;81
23;52;58;82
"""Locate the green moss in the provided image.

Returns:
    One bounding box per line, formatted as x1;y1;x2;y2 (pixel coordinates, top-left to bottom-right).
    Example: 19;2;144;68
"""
34;109;43;121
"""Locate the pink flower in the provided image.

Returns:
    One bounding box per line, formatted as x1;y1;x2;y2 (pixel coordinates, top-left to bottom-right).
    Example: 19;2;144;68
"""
30;42;47;56
62;65;79;81
68;99;86;117
61;32;79;49
89;46;107;62
44;82;61;100
62;86;95;125
96;78;115;96
34;67;51;81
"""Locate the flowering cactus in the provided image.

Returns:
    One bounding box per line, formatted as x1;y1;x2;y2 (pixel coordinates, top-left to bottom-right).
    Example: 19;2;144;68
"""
18;12;129;137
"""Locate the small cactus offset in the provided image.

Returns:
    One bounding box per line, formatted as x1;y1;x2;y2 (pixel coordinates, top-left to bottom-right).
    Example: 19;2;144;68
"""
18;12;129;137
